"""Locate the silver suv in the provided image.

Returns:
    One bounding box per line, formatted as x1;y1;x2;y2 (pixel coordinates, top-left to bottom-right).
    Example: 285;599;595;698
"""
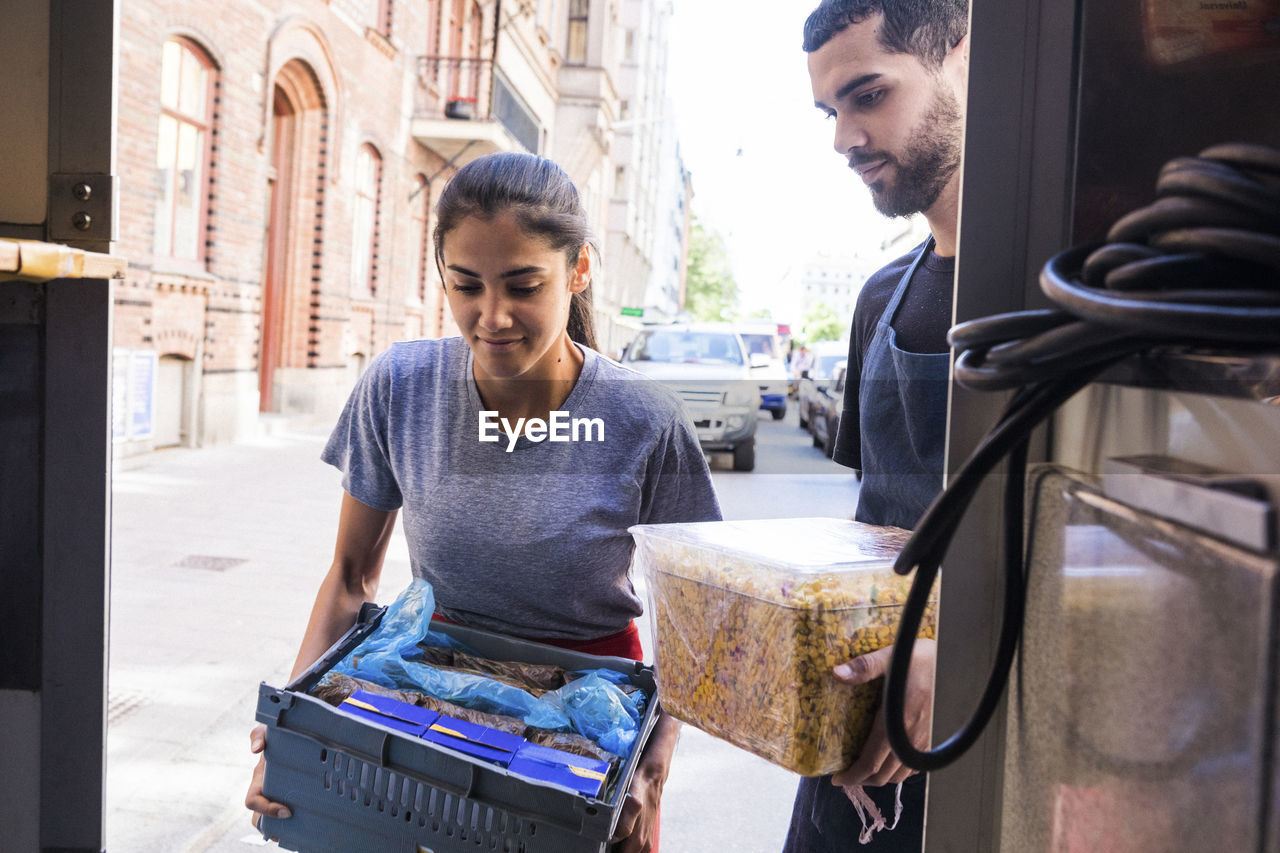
621;323;760;471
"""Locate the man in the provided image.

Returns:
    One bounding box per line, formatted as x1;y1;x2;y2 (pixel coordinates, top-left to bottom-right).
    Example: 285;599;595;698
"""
784;1;969;850
790;343;815;380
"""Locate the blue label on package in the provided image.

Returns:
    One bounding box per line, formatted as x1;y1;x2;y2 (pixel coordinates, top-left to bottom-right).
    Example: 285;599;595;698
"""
422;716;525;766
338;691;439;737
508;742;611;798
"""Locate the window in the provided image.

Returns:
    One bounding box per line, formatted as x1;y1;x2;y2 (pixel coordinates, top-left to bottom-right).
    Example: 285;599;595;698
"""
447;0;465;55
467;1;483;59
352;144;382;297
411;174;430;305
425;0;441;53
567;0;589;64
459;1;484;99
439;0;483;97
155;38;214;262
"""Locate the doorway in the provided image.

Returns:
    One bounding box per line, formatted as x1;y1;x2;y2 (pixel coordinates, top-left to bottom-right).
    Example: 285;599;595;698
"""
259;85;295;412
259;59;326;413
154;354;189;447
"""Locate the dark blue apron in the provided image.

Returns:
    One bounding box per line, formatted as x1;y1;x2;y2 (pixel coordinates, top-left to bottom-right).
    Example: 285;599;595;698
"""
854;237;950;530
784;238;949;853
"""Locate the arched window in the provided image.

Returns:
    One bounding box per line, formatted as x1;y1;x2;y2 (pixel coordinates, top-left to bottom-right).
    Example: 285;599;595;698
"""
352;144;383;297
155;38;215;262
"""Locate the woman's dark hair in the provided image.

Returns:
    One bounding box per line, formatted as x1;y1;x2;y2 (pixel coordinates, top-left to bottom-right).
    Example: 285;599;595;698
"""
802;0;968;67
433;152;598;351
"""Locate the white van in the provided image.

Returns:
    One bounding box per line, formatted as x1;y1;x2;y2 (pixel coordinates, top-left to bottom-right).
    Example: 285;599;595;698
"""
734;321;789;420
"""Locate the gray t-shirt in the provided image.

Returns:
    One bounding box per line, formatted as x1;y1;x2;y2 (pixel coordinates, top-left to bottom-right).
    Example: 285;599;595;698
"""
322;336;722;641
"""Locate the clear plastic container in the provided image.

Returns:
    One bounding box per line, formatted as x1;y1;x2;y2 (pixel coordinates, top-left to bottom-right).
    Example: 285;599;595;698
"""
630;517;937;776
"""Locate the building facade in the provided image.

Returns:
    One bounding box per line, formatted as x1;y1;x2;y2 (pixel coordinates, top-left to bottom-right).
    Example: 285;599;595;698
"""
799;258;869;329
797;216;931;332
112;0;685;454
598;0;688;353
643;111;693;323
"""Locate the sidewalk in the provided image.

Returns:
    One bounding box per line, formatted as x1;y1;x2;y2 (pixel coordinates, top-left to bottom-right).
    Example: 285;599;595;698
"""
106;421;800;851
107;422;389;851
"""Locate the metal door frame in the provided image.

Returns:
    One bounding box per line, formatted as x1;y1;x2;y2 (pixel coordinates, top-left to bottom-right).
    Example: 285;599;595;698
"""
0;2;117;850
924;0;1082;849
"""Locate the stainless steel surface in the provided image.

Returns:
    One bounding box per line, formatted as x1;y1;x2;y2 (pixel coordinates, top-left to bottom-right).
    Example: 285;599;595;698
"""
1100;350;1280;402
1102;455;1276;552
1002;466;1278;851
943;0;1280;848
928;0;1081;847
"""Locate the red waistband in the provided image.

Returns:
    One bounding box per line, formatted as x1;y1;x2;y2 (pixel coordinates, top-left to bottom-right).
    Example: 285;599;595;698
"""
431;615;643;662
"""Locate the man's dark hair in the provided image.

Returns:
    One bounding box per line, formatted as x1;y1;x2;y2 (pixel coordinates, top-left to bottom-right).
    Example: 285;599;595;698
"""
802;0;968;66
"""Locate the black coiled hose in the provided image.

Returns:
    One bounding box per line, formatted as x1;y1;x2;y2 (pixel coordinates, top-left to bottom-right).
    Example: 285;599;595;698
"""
883;142;1280;772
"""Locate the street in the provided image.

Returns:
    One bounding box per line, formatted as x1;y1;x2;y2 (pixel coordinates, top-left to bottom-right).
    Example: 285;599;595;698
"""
105;402;859;851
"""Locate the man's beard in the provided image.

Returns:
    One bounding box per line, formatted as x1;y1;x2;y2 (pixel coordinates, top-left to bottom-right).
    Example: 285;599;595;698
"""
866;84;963;218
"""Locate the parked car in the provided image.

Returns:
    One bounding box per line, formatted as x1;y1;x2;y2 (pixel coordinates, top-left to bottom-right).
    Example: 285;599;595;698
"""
621;323;759;471
734;322;789;420
796;340;850;431
806;361;846;458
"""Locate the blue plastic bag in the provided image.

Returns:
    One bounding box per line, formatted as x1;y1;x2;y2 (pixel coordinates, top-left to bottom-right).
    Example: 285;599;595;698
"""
541;671;645;756
332;580;647;756
335;578;463;665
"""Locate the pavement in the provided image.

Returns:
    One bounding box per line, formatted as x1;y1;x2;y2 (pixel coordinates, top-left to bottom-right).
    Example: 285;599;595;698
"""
106;408;858;851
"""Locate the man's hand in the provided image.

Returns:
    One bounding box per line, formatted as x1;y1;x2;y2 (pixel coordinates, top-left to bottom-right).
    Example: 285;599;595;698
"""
831;639;936;789
245;723;291;835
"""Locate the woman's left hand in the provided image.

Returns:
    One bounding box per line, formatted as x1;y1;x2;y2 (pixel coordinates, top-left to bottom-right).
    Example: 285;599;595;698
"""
610;711;680;852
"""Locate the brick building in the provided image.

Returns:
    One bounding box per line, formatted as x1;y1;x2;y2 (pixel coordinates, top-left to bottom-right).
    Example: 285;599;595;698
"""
111;0;686;454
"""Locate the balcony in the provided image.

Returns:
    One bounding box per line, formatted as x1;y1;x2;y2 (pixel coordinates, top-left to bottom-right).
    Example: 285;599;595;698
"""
413;56;541;162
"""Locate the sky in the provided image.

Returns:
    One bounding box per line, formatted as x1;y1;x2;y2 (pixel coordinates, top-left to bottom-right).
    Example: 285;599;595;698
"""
665;0;922;324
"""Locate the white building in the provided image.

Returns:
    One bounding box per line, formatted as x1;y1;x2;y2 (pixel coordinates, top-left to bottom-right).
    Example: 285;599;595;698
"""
644;114;692;321
417;0;689;359
799;216;931;326
800;258;868;328
598;0;684;354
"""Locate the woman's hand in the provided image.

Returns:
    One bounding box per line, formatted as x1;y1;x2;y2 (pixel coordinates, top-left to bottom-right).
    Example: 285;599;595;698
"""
831;639;936;790
611;768;663;852
610;712;680;852
242;495;395;834
244;723;291;835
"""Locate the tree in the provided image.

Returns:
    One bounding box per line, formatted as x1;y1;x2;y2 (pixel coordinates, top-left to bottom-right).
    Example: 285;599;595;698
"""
683;216;740;322
801;301;844;344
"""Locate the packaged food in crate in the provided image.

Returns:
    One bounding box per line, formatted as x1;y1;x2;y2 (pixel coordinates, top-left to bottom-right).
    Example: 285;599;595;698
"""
630;517;937;776
256;597;659;853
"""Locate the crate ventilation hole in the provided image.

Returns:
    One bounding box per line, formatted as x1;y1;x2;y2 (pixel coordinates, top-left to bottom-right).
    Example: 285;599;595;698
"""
320;749;538;850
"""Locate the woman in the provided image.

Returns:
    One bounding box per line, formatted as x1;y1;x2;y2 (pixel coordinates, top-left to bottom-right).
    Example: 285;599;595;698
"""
245;152;721;852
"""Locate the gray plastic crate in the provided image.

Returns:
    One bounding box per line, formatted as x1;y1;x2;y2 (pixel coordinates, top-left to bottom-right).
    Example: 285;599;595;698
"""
256;603;659;853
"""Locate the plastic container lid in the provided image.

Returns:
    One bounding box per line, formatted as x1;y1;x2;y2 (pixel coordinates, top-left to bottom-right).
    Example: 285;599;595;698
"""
630;517;912;606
